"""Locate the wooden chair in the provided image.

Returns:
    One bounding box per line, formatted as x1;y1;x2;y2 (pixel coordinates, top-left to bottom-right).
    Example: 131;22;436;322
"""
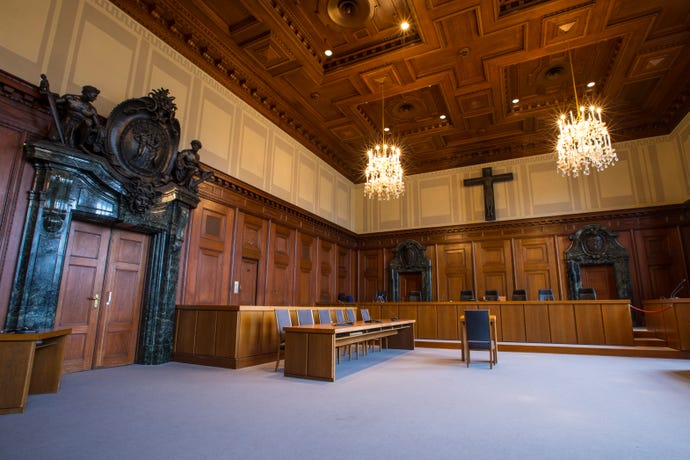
578;287;597;300
460;310;498;368
317;309;332;324
460;290;475;301
360;308;383;352
334;309;345;323
274;309;292;371
296;309;314;325
408;290;421;301
511;289;527;301
538;289;554;301
484;290;499;301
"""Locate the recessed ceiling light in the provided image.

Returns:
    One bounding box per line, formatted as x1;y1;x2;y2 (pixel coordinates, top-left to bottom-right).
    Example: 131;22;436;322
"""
400;21;410;31
587;81;596;88
512;98;520;104
384;127;390;132
439;114;446;120
324;49;333;57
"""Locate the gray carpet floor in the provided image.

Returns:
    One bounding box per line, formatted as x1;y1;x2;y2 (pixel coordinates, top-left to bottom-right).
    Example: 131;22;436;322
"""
1;348;689;460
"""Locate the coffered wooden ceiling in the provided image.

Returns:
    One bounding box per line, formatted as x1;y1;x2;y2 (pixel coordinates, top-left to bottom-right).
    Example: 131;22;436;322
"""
111;0;690;183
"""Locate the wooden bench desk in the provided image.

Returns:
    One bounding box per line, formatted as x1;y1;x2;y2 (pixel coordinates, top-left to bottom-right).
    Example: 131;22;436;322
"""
0;328;71;414
284;319;415;381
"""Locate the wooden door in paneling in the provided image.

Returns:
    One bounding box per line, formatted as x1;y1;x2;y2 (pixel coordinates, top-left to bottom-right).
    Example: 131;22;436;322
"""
55;221;110;372
239;258;259;305
267;223;294;305
400;273;422;300
55;222;148;372
475;240;513;299
436;243;474;301
182;199;234;304
580;265;617;299
93;230;148;368
296;233;315;305
318;239;335;302
514;237;559;300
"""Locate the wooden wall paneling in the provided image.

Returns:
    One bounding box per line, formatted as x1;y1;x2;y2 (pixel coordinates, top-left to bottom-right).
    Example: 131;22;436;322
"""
574;303;605;344
633;228;685;300
181;199;235;304
416;303;437;338
295;232;316;305
548;303;577;343
601;302;634;345
523;302;551;343
266;223;294;305
436;243;474;301
436;303;459;339
0;76;51;325
194;310;217;356
173;309;197;356
513;237;559;301
215;310;236;357
359;249;384;302
499;303;525;342
237;311;264;357
398;304;417;335
232;212;268;305
336;245;355;300
475;240;513;299
317;239;336;302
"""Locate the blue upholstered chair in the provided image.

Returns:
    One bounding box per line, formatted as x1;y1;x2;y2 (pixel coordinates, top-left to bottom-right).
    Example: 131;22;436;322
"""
461;309;498;368
345;308;356;323
538;289;554;301
297;309;314;325
317;309;332;324
334;309;345;323
360;308;372;322
274;309;292;372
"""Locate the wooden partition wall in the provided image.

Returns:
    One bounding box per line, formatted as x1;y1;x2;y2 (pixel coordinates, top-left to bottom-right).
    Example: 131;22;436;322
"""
173;301;633;369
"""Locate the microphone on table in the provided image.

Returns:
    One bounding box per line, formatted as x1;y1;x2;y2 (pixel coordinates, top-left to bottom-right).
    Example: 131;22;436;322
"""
670;278;687;298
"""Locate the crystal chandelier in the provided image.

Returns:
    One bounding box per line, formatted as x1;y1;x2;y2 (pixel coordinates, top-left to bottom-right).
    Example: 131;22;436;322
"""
364;80;405;200
556;49;617;177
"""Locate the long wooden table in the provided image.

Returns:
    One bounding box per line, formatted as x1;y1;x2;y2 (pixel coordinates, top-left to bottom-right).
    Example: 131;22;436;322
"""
284;319;415;381
0;328;71;414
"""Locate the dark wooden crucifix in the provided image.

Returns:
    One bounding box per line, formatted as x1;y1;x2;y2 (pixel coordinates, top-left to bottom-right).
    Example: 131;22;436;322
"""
463;167;514;221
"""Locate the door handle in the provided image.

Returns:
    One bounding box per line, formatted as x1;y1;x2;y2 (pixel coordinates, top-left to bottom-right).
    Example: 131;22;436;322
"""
105;291;112;307
88;293;100;309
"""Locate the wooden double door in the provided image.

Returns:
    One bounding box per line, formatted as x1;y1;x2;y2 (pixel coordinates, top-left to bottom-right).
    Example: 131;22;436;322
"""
55;221;149;373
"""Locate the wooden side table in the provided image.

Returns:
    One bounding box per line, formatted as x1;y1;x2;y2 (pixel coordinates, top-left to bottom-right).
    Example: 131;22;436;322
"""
0;328;72;414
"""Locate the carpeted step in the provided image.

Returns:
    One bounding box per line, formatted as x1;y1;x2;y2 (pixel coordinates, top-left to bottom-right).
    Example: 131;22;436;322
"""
633;337;668;347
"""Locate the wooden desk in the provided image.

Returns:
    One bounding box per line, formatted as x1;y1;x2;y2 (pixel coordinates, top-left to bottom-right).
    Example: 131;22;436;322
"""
284;319;415;381
0;328;71;414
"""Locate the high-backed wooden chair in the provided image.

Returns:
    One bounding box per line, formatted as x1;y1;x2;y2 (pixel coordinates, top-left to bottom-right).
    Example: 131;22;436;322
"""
511;289;527;301
578;287;597;300
538;289;554;301
317;309;332;324
360;308;383;352
274;309;292;372
460;309;498;368
460;290;475;301
408;290;421;301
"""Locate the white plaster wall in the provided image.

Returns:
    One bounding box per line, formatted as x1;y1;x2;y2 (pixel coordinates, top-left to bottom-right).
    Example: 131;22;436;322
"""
354;113;690;233
0;0;688;235
0;0;354;230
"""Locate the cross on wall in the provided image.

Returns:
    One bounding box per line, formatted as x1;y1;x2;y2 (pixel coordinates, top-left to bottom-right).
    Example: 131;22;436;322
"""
463;167;514;221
